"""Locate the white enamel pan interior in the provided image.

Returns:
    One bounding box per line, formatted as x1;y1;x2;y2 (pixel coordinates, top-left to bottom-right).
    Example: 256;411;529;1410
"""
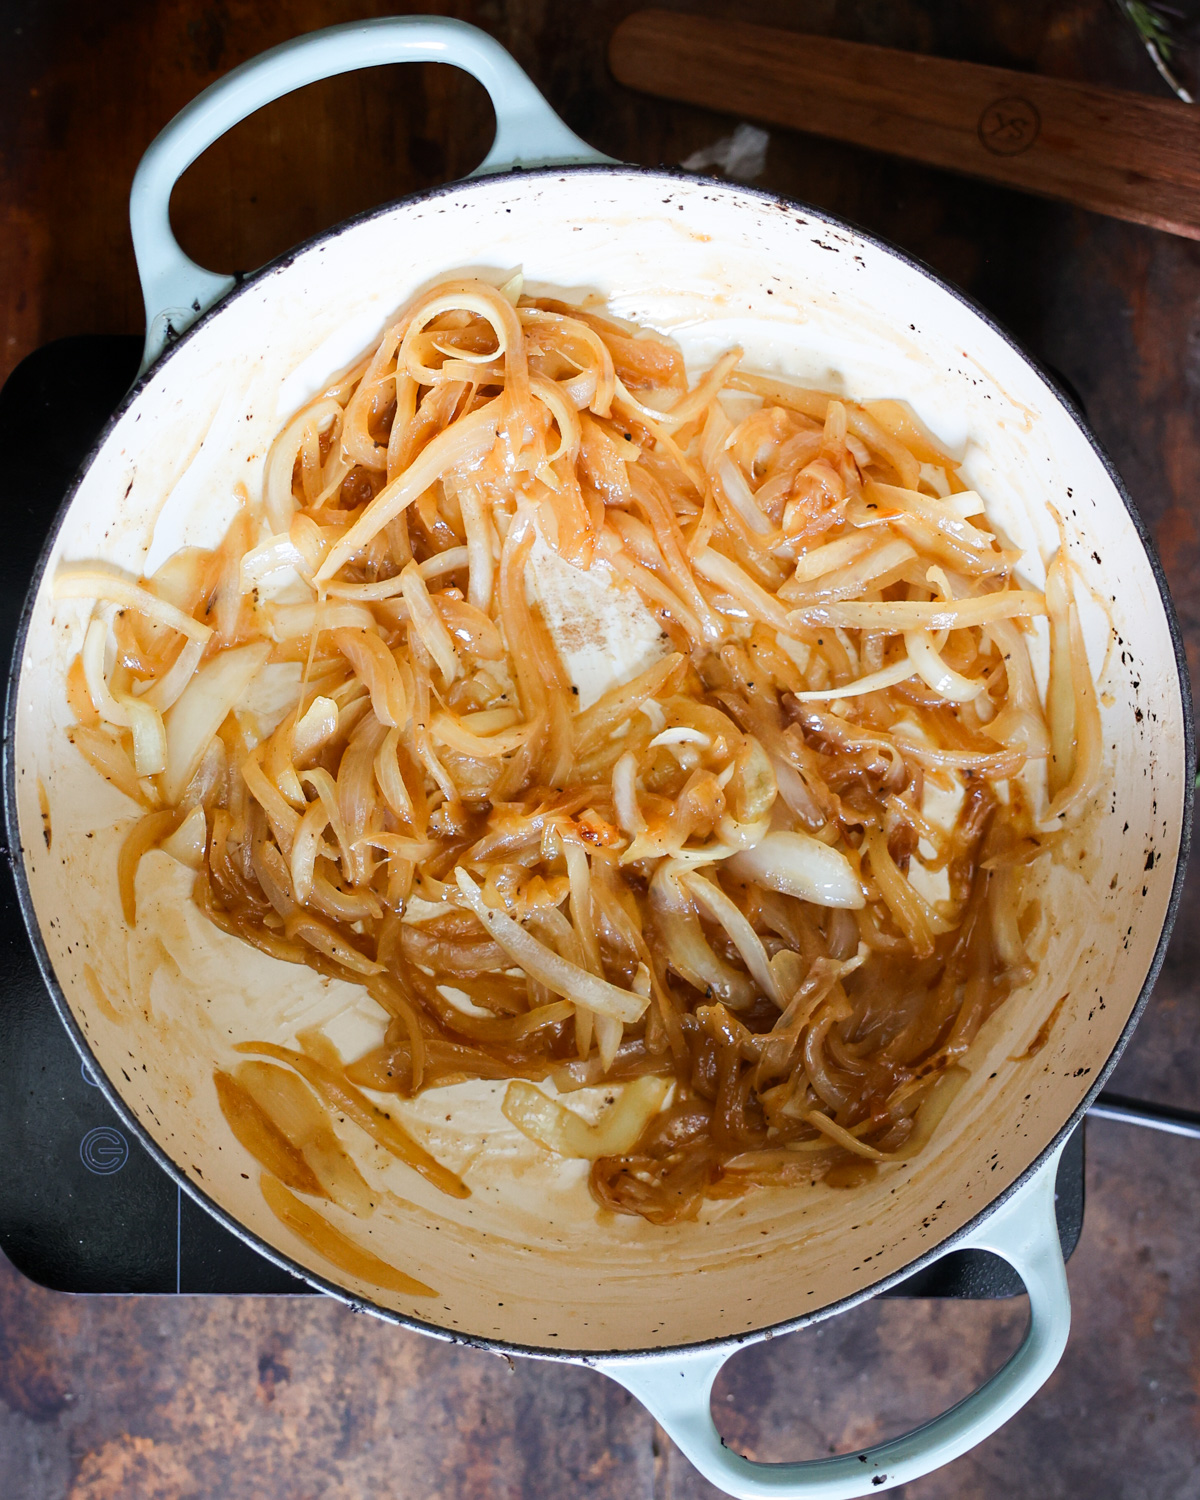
6;20;1192;1500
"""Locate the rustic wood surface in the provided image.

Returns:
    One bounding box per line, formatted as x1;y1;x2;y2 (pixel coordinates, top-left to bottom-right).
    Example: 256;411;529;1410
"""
609;9;1200;239
3;2;1200;1496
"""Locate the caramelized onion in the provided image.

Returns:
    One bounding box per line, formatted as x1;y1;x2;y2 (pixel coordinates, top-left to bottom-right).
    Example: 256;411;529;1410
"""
163;642;269;804
55;567;214;643
728;831;863;910
456;868;648;1024
63;273;1101;1229
332;628;408;728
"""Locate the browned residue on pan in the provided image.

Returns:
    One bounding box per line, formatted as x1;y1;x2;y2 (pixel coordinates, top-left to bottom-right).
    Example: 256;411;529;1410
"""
1011;993;1069;1061
82;962;123;1025
36;778;50;849
260;1173;437;1298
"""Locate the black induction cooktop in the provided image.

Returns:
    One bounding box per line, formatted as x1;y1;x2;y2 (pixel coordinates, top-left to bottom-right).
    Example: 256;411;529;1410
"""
0;335;1082;1300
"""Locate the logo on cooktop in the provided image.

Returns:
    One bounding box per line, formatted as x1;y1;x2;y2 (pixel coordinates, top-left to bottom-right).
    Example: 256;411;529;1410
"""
80;1126;128;1175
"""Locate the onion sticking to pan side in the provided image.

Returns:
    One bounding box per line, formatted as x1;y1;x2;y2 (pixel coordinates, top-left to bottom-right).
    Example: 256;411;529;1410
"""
57;272;1101;1240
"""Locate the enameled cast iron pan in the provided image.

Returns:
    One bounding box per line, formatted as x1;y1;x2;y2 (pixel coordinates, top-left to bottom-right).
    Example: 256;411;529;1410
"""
5;19;1192;1498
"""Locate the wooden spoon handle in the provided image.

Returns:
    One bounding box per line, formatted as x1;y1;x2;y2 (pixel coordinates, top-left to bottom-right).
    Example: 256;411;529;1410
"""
609;9;1200;240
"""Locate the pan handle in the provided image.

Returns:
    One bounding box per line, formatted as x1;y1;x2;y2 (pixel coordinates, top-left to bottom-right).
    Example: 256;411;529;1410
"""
129;16;610;371
593;1139;1070;1499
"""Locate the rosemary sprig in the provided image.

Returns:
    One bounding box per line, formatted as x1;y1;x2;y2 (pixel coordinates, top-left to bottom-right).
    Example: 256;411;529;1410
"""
1112;0;1195;102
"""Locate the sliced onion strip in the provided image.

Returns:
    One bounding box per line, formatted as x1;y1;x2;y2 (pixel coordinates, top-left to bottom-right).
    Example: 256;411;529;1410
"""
331;628;408;728
399;562;459;683
55;569;213;643
134;639;205;712
502;1076;669;1159
903;630;983;702
456;868;647;1024
728;829;864;910
680;871;782;1006
790;656;916;702
315;401;502;583
162;642;270;805
694;548;794;634
796;592;1046;633
264;398;343;531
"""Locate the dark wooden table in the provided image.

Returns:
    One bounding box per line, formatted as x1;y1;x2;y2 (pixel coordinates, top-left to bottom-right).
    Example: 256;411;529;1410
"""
4;3;1200;1496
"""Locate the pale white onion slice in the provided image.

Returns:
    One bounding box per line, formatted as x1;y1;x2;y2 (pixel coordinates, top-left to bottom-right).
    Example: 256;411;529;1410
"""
612;751;645;835
869;482;996;551
80;619;167;774
680;871;782;1007
455;868;648;1024
160;805;207;869
300;767;352;870
727;830;865;909
457;483;495;615
1041;554;1103;828
162;642;270;804
133;639;205;712
332;628;408;729
639;699;666;734
265;602;374;642
524;313;615;418
594;1013;624;1074
939;490;985;518
891;732;1023;775
775;634;812;674
124;694;167;777
374;727;416;825
400;284;521;384
665;347;742;429
241;749;301;854
694;548;794;634
562;837;606;1066
772;756;825;827
81;618;130;725
241;532;306;590
904;630;983;702
649;727;710;749
285;911;384;975
649;862;756;1008
430;711;533;758
982;619;1050;757
323;575;407;603
289;514;331;574
794;592;1045;633
530;375;582;464
781;537;917;605
787;531;876;583
502;1076;669;1160
613;376;679;431
290;797;330;904
716;455;774;537
55;569;213;643
728;736;777;824
419;545;471;583
713;812;771;853
293;696;339;762
790;655;916;702
400;563;459;683
918;462;952;498
355;832;439;863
